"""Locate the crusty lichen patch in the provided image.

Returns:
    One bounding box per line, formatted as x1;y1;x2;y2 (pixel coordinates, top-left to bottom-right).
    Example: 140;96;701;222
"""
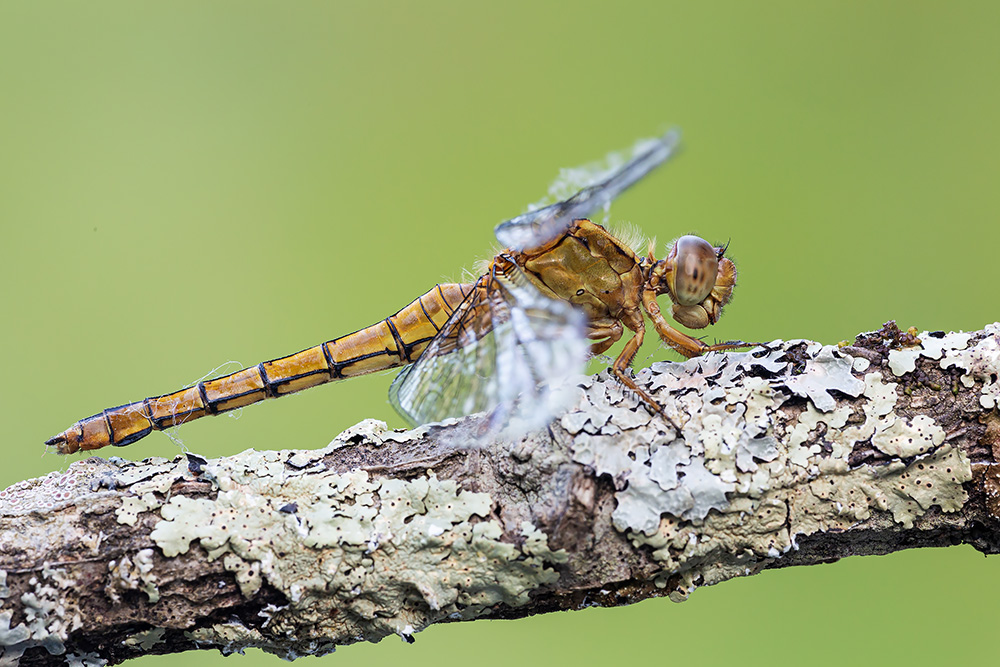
562;326;990;601
887;325;1000;411
936;324;1000;409
0;459;122;515
106;549;160;603
4;326;995;661
121;626;166;651
76;420;566;659
0;564;83;664
64;650;107;667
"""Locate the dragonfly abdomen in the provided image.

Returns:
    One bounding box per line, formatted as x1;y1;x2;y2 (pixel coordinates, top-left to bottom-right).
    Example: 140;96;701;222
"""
46;283;473;454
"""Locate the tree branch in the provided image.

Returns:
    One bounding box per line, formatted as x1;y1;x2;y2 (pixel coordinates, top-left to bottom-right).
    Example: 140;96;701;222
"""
3;322;999;665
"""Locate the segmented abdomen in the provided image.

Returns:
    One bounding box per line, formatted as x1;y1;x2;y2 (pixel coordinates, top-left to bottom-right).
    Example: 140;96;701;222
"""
46;283;473;454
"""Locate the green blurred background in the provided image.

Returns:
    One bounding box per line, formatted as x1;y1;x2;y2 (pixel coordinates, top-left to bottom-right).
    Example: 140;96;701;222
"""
2;1;998;665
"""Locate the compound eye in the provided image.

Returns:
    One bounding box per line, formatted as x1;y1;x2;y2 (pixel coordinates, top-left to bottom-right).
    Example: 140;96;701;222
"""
672;235;719;306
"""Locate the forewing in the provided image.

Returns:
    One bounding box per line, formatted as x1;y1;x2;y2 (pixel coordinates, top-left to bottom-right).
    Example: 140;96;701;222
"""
388;276;497;423
494;129;680;252
388;264;588;433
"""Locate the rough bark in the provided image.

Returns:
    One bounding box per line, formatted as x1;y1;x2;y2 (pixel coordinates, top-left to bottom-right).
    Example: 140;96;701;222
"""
2;322;999;666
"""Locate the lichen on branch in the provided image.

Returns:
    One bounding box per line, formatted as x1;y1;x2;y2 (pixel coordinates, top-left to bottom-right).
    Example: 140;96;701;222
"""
2;322;999;665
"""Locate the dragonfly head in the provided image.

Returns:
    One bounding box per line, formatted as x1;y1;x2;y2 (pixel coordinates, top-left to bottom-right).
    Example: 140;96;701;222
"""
649;235;737;329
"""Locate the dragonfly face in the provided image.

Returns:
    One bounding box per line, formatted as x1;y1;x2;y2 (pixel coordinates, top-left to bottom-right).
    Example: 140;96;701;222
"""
647;235;737;330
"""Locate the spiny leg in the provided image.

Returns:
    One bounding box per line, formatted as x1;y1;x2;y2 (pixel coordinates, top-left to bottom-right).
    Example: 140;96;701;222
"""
610;323;670;419
587;319;667;415
587;320;623;356
641;289;757;358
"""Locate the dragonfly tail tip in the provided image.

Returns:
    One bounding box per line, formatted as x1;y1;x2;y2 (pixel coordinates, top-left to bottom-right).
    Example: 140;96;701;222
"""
44;433;75;455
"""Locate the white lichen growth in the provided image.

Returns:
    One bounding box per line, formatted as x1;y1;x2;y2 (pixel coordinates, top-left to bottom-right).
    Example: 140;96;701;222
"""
0;460;117;515
114;493;159;527
882;324;1000;409
89;421;565;658
563;333;979;600
0;565;83;662
940;324;1000;408
783;346;865;411
64;650;107;667
4;325;994;660
887;348;921;376
185;622;290;658
106;549;160;603
121;627;166;651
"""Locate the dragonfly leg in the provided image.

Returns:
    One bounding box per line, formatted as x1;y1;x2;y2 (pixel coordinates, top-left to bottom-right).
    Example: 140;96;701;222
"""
610;321;667;417
642;289;755;358
586;320;623;356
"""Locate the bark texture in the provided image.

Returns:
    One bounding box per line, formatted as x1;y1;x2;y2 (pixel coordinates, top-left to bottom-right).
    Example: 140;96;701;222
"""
2;322;999;666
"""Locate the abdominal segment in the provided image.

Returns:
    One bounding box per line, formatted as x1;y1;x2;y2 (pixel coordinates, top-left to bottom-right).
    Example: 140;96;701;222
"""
45;283;472;454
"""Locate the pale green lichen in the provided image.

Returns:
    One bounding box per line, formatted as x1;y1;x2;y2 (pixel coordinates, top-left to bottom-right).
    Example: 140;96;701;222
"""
803;443;969;528
871;415;944;458
783;346;865;411
886;329;974;378
97;422;565;658
888;328;976;377
0;565;83;661
186;621;341;660
940;324;1000;408
114;492;159;526
0;460;118;515
564;334;979;600
106;549;160;603
7;327;991;657
121;626;166;651
520;521;569;564
64;650;107;666
0;610;32;645
887;348;921;376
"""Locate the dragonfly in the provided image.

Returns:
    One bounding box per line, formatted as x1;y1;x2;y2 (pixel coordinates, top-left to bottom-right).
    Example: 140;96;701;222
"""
46;130;750;455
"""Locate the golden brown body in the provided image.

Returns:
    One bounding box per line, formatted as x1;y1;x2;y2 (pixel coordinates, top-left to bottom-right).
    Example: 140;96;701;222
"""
47;218;742;455
47;284;473;454
514;219;739;410
47;130;748;454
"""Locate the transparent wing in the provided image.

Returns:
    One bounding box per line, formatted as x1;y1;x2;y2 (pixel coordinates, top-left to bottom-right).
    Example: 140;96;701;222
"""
389;261;588;433
494;129;681;252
